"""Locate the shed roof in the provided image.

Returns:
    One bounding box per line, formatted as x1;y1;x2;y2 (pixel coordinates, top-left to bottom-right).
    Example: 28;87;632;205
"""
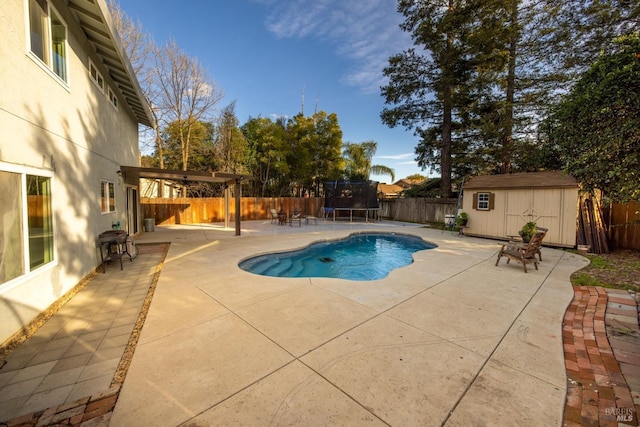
464;171;578;190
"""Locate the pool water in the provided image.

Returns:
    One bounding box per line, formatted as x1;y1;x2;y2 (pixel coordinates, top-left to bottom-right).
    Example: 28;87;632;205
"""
238;232;436;281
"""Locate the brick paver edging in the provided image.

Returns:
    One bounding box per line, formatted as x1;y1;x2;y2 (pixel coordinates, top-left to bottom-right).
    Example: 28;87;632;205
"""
2;386;119;427
0;243;169;427
563;286;638;426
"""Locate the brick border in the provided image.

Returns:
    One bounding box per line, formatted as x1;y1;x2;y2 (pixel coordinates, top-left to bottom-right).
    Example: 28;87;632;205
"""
4;386;120;427
563;286;638;426
0;244;169;427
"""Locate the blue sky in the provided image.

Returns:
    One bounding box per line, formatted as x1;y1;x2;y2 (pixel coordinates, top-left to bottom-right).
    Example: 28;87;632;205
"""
118;0;429;183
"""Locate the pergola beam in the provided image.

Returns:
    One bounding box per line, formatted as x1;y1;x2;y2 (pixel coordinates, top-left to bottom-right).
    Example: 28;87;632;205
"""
120;166;248;236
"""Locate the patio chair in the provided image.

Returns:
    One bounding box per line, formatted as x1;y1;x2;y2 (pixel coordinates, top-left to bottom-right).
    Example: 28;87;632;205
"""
270;208;279;224
533;227;547;261
289;209;302;227
506;227;548;261
495;230;546;273
304;207;322;225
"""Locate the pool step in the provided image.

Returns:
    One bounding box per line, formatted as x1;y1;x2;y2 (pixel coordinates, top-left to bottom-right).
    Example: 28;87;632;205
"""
279;258;303;277
244;256;280;275
265;258;292;276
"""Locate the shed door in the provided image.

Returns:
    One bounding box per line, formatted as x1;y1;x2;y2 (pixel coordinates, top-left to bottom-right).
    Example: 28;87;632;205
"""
504;189;562;242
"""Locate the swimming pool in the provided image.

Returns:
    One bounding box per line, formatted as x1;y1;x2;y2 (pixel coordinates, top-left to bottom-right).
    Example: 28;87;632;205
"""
238;232;436;280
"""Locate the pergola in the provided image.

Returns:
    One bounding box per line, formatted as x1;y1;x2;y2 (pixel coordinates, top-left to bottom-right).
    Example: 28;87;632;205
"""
120;166;248;236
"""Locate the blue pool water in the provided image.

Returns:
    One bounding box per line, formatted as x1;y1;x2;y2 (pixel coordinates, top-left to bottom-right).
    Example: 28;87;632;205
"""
238;232;436;281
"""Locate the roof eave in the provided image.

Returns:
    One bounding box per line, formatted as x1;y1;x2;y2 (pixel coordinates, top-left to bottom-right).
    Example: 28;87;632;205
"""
68;0;153;127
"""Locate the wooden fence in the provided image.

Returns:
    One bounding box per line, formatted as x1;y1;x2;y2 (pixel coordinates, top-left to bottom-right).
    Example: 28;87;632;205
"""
141;197;458;225
379;198;458;223
140;196;638;251
603;200;640;250
141;197;325;224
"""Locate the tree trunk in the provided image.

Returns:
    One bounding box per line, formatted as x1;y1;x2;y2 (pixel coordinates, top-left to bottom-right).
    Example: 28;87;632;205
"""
441;83;453;198
441;7;454;198
152;111;165;197
502;0;518;174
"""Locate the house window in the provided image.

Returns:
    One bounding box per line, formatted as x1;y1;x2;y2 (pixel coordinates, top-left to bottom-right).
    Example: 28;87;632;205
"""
0;168;54;285
101;181;116;213
89;60;104;92
473;192;494;211
108;87;118;109
28;0;68;82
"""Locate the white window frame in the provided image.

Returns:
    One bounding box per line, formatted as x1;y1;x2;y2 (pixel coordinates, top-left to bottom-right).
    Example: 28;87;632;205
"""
477;192;491;211
26;0;69;85
101;180;116;214
89;59;105;93
108;87;119;110
0;162;57;291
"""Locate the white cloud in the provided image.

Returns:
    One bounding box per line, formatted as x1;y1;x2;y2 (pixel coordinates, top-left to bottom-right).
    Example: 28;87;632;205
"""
263;0;410;94
376;153;415;160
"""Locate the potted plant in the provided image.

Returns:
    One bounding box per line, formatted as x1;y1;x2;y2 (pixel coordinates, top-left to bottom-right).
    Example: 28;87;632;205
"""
456;212;468;227
518;221;537;243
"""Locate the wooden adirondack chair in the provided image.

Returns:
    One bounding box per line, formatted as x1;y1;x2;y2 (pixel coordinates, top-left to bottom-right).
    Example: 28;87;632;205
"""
495;230;546;273
532;227;547;261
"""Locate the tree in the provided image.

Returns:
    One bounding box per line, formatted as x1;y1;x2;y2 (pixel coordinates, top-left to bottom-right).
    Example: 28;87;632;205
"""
382;0;638;187
108;1;166;172
405;173;427;181
381;0;478;197
499;0;639;174
242;116;290;197
544;34;640;202
162;120;215;171
548;0;639;79
403;178;442;198
156;38;224;171
287;111;344;195
214;102;248;174
343;141;395;182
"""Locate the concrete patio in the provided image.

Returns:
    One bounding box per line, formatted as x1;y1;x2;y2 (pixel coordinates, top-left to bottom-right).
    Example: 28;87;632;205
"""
1;219;591;426
116;220;587;426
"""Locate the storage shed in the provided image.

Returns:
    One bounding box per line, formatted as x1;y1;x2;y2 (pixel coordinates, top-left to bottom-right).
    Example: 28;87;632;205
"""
461;171;579;247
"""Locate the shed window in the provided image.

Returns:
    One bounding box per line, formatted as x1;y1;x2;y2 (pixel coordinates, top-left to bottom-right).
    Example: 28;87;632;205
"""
473;192;494;211
478;193;490;210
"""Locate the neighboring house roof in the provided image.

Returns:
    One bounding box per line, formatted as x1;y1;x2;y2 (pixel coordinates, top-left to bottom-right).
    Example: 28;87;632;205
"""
464;171;578;190
378;183;404;197
68;0;152;127
394;179;425;188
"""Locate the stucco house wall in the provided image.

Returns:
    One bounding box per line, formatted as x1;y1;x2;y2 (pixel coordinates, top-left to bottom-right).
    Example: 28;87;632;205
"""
0;0;150;343
461;171;579;248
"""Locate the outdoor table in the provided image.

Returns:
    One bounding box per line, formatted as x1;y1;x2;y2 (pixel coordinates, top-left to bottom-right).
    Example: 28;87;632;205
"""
98;230;136;272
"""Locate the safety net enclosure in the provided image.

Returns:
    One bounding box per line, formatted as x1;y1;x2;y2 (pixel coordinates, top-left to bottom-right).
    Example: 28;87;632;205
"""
323;180;379;220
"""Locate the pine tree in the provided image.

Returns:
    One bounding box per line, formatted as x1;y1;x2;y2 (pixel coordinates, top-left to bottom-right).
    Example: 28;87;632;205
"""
381;0;477;197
